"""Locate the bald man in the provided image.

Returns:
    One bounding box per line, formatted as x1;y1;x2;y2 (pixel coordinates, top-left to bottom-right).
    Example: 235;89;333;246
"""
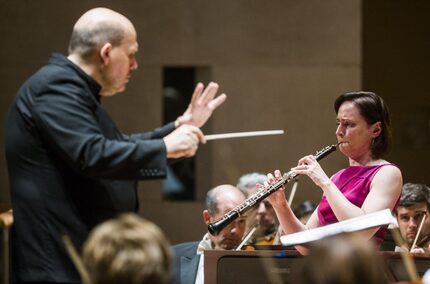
172;185;247;284
5;7;225;283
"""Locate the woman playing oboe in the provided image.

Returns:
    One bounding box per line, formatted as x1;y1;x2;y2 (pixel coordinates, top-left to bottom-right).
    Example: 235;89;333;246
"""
266;91;402;252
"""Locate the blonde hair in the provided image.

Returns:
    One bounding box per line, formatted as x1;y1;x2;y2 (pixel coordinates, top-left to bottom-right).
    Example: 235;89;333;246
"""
82;214;171;284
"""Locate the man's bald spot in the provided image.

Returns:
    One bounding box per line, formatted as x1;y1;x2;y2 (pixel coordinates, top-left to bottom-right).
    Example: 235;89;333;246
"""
213;185;243;199
74;7;133;31
206;185;245;215
68;7;136;58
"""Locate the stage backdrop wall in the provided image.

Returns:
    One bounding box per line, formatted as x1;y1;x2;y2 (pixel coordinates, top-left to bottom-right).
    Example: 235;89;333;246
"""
1;1;427;244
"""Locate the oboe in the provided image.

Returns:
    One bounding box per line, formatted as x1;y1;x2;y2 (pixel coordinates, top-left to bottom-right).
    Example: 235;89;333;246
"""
208;144;338;235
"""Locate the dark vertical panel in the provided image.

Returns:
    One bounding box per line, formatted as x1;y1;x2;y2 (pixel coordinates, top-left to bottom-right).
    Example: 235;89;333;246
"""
163;67;196;200
362;0;430;184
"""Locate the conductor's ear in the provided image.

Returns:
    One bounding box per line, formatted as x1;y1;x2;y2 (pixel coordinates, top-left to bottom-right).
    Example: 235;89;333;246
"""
99;43;112;65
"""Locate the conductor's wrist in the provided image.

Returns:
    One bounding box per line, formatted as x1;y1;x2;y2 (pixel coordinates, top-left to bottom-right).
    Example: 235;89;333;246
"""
175;114;191;128
174;119;180;128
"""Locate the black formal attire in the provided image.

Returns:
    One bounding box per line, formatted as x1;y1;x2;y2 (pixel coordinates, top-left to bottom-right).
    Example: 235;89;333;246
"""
5;53;174;283
171;241;200;284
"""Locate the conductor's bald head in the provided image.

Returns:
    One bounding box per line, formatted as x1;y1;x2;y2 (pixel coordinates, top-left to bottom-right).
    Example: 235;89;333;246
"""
67;7;139;97
68;7;134;58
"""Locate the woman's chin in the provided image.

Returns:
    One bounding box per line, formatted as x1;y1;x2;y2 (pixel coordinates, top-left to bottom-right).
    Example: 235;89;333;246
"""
338;145;349;157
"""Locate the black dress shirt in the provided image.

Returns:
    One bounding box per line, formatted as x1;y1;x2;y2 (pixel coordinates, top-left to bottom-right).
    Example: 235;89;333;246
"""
6;53;175;283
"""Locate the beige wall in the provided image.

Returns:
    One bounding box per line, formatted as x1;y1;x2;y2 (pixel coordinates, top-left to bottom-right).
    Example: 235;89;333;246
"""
1;0;361;244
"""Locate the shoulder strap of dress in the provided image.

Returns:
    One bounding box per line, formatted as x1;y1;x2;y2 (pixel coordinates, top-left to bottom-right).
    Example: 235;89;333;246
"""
368;163;397;181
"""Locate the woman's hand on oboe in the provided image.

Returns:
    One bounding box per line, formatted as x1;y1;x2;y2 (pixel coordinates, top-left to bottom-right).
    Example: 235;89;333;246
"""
265;170;289;209
290;155;331;189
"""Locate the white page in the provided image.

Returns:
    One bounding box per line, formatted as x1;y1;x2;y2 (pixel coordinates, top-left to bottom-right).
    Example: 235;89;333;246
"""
280;208;397;246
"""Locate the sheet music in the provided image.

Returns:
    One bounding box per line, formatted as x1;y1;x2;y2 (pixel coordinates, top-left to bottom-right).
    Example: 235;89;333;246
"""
280;209;397;246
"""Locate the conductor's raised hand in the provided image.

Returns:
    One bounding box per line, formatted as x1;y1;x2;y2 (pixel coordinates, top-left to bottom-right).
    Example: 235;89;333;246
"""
175;82;227;128
163;125;205;159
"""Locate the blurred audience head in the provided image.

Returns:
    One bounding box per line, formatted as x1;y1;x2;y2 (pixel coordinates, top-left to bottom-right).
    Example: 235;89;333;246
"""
292;234;388;284
82;213;171;284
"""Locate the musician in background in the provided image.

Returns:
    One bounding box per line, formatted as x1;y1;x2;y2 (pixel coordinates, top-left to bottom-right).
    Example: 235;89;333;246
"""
395;182;430;253
266;91;403;253
171;184;246;284
236;172;280;246
293;200;317;224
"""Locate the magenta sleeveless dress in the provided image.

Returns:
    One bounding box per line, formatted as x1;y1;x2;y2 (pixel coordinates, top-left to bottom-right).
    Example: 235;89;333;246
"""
317;164;398;246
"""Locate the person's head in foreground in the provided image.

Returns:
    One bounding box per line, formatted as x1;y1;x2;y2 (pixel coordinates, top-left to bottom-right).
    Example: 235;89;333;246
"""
82;213;171;284
292;234;388;284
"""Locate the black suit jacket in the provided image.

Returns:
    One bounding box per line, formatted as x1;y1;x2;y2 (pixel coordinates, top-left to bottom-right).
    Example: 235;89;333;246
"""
6;53;175;283
171;241;200;284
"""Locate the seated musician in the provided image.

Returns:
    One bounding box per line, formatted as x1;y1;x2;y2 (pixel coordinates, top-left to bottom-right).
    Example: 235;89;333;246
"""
171;184;247;284
395;182;430;253
237;173;280;246
265;91;403;254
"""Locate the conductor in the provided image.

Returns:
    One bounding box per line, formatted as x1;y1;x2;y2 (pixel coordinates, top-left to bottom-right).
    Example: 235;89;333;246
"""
5;7;226;283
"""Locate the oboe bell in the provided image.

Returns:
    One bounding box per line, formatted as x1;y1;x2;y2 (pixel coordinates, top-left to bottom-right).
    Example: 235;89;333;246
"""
207;144;337;236
208;211;239;235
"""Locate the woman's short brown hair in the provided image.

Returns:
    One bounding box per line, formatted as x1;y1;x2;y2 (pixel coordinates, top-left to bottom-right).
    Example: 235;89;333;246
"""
334;91;392;159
